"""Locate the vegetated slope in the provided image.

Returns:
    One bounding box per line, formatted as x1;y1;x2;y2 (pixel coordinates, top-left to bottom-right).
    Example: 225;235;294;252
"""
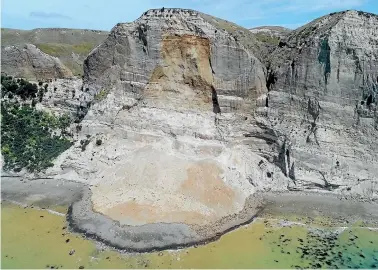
249;26;291;44
1;74;73;172
266;10;378;194
1;28;109;76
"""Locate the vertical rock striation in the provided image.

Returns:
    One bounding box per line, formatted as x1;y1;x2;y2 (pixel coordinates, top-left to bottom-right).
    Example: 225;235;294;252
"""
268;10;378;195
47;8;289;240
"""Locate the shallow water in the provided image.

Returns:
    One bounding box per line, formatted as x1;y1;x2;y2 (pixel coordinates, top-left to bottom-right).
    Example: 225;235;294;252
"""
2;202;378;269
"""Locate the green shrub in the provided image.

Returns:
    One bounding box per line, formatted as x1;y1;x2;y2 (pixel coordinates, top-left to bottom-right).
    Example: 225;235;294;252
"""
94;89;109;101
254;33;280;45
1;102;73;172
1;75;73;172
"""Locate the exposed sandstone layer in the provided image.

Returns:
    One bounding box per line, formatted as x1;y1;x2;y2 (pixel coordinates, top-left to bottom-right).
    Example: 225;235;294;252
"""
268;10;378;196
1;44;73;80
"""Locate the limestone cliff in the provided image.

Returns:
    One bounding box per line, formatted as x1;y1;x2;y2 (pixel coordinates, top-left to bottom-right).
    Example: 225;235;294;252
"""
83;8;266;113
47;8;288;229
267;10;378;196
2;8;378;250
1;44;73;80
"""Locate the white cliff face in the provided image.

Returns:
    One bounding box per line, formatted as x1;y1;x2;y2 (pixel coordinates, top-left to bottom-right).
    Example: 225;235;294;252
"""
1;44;73;80
83;8;266;112
268;10;378;197
10;9;377;230
46;8;289;226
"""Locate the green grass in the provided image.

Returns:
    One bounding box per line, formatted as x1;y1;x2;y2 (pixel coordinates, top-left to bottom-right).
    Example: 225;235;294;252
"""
34;43;96;76
2;28;108;77
36;42;95;57
254;33;280;45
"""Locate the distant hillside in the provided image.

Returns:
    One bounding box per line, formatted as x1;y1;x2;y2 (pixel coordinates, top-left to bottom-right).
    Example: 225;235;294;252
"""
1;28;109;76
249;26;291;45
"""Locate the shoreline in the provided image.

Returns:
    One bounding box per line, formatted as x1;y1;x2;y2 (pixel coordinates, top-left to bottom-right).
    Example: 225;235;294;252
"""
66;188;264;253
2;176;378;253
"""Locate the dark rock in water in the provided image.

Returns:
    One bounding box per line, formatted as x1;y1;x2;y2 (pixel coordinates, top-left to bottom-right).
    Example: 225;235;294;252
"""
106;257;110;259
69;249;75;255
274;260;279;263
65;239;70;243
359;253;365;258
62;226;67;230
40;215;44;218
79;266;84;269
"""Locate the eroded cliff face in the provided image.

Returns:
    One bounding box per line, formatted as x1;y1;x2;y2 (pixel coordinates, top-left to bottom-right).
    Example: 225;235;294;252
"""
3;8;378;251
46;8;289;228
1;44;73;79
268;10;378;196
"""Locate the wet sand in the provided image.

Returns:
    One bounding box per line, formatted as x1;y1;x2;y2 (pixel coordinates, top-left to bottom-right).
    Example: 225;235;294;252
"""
261;191;378;227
